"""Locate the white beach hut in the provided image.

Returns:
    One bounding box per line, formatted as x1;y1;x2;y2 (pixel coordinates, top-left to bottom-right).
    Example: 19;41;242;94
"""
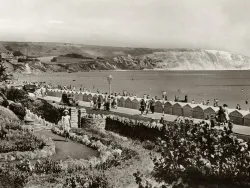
243;112;250;126
155;100;164;113
229;110;249;125
204;106;219;120
132;98;140;110
125;97;133;109
172;103;185;116
183;103;197;118
118;97;126;107
164;101;175;115
193;105;208;119
82;93;88;101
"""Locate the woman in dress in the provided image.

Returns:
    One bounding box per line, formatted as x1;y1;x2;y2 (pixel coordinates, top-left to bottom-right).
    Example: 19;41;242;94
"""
62;109;71;142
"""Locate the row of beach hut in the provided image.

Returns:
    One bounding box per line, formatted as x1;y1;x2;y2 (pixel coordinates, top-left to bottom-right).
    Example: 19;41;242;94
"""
47;89;250;126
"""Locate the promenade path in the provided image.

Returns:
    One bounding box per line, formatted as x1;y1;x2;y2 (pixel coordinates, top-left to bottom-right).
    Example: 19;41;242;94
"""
44;96;250;137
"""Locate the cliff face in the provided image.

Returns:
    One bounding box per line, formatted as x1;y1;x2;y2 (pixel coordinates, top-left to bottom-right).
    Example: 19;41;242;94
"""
1;41;250;72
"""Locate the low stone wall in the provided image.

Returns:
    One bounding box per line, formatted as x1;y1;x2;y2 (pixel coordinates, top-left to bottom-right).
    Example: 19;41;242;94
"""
80;114;106;129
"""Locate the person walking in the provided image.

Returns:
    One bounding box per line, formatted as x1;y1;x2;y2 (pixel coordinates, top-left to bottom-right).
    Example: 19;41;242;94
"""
150;98;155;114
62;110;71;142
97;95;102;110
140;99;146;115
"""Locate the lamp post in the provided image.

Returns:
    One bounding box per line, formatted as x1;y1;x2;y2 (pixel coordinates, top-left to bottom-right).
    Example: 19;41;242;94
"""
107;75;113;96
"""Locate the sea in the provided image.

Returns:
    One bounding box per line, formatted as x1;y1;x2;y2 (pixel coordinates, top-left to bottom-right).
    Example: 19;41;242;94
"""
15;70;250;110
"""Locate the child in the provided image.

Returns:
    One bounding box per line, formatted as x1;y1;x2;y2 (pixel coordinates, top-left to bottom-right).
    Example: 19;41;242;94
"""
62;110;71;142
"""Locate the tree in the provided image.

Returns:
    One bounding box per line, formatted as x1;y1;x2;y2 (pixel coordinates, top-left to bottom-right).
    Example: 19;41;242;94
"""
13;51;23;56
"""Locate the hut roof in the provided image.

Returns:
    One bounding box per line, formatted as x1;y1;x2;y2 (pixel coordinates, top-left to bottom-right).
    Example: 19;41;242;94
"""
229;110;249;117
132;98;140;102
125;97;133;102
243;111;250;118
173;102;186;108
183;103;197;109
165;101;175;106
194;105;208;111
204;106;219;112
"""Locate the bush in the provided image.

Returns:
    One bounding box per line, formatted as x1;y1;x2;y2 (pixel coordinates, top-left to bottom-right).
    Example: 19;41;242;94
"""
9;103;26;120
6;87;28;102
0;106;19;121
21;98;63;123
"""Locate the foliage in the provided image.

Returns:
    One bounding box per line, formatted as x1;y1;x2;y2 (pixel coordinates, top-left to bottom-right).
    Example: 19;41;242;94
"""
9;102;26;120
105;115;164;141
0;105;20;121
6;87;28;102
21;98;63;123
0;163;29;188
13;51;24;56
0;130;45;153
0;61;12;82
63;173;109;188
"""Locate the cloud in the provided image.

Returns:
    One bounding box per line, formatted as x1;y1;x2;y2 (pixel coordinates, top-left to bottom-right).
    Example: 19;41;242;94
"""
48;20;64;24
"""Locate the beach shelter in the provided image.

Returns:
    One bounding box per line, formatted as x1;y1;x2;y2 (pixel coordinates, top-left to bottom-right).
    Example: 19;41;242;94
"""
183;103;197;118
118;97;126;107
92;94;98;103
193;105;207;119
243;112;250;126
125;97;133;109
131;98;140;110
46;89;53;96
204;106;219;120
75;92;83;101
164;101;175;115
82;93;89;101
229;110;249;125
56;90;63;98
155;100;164;113
172;103;185;116
87;93;93;101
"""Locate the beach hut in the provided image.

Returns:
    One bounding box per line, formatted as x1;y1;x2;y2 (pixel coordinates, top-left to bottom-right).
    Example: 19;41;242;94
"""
118;97;126;107
92;94;98;103
229;110;249;125
46;89;52;96
87;93;93;101
74;92;83;101
82;93;89;102
164;101;175;115
155;100;164;113
172;103;185;116
183;103;197;118
125;97;133;109
193;105;207;119
204;106;219;120
243;112;250;126
56;90;63;98
131;98;140;110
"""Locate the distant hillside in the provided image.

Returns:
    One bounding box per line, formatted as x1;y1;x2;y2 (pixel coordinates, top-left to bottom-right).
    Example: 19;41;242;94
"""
1;41;250;72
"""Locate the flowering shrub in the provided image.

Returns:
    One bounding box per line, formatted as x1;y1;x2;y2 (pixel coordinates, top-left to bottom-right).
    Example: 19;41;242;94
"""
152;120;250;187
21;98;63;123
0;130;55;162
105;115;164;141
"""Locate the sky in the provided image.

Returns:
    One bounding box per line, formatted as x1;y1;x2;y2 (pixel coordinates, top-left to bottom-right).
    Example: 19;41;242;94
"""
0;0;250;56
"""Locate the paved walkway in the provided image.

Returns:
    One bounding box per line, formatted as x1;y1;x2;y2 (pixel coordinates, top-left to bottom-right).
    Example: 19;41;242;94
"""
37;129;98;161
44;96;250;136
